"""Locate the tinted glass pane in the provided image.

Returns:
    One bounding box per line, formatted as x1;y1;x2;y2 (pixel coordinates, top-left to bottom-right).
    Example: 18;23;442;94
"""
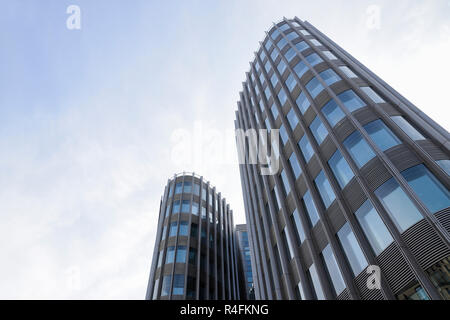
181;200;190;213
277;60;287;74
309;264;325;300
343;131;376;168
323;51;337;60
175;183;183;194
270;74;278;87
286;48;296;61
295;41;309;52
375;177;423;232
278;89;287;105
280;125;288;145
281;169;290;195
355;200;393;255
271;104;279;119
169;222;177;237
437;160;450;176
319;69;341;86
161;275;172;296
391;116;425;140
286;74;296;91
322;245;346;295
176;246;187;263
296;92;310;114
166;246;175;263
299;135;314;162
306;77;324;98
337;223;368;276
401;164;450;214
310;116;328;145
173;274;184;295
277;37;287;49
361;86;384;103
364;119;401;151
179;221;189;236
289;153;302;179
287;109;299;130
328;150;354;188
294;61;308;78
339;66;357;78
292;208;306;243
303;190;320;226
305;53;322;66
322;99;345;127
315;171;336;208
338;90;365;112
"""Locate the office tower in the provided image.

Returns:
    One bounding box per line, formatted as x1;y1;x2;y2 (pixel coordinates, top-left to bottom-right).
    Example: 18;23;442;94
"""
235;17;450;300
145;173;241;300
236;224;256;300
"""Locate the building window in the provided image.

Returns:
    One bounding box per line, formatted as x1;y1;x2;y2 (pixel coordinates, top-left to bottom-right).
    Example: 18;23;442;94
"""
175;182;183;194
277;37;287;50
337;223;368;276
323;51;337;60
264;61;271;73
364;119;401;151
437;160;450;176
192;201;199;215
152;279;159;299
259;50;266;61
285;48;296;61
314;171;336;208
303;190;320;226
188;247;197;265
172;200;181;214
280;169;291;195
166;246;175;263
296;281;306;300
265;118;271;132
270;29;280;39
299;135;314;162
265;40;272;50
280;125;288;145
292;208;306;243
322;98;345;127
286;74;296;91
157;250;163;267
355;200;393;255
176;246;187;263
168;183;174;197
339;66;357;78
278;89;287;105
161;275;172;296
401;164;450;214
322;244;346;295
169;222;178;237
305;53;323;66
287;108;299;130
279;23;290;31
360;86;385;103
277;60;287;74
190;223;198;238
306;77;324;98
183;181;192;193
397;282;430;300
179;221;189;236
310;39;321;46
264;87;271;100
172;274;185;295
391;116;425;140
181;200;190;213
294;61;308;78
270;74;278;87
300;29;310;36
310;116;329;145
289;153;302;179
328;149;354;189
165;205;170;217
295;41;309;52
338;90;365;112
309;264;325;300
285;31;298;41
271;103;279;120
282;228;296;260
296;92;310;114
343;131;376;168
319;69;341;86
193;183;200;196
161;225;167;240
375;177;423;233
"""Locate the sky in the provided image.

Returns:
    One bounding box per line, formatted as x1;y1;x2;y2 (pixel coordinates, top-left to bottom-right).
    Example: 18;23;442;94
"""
0;0;449;299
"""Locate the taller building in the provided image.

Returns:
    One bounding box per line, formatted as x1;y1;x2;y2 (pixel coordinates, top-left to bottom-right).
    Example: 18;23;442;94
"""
146;173;241;300
235;17;450;300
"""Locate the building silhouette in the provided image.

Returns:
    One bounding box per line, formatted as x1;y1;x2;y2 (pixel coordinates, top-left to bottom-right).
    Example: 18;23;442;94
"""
146;173;241;300
235;17;450;300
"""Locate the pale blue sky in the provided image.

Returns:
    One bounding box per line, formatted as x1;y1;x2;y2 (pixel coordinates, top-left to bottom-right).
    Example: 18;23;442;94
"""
0;0;449;299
